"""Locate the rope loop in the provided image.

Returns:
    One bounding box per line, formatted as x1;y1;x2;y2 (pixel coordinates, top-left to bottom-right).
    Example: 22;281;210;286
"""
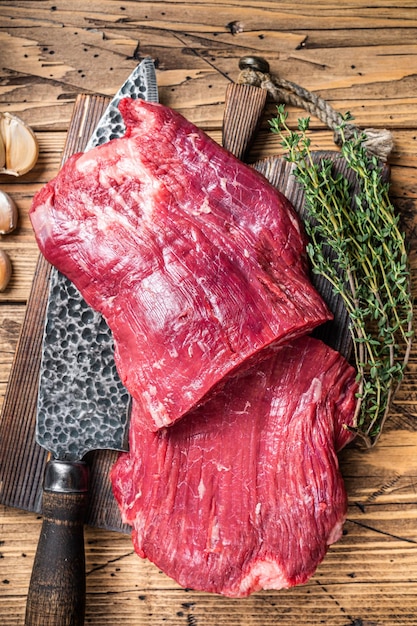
237;61;394;162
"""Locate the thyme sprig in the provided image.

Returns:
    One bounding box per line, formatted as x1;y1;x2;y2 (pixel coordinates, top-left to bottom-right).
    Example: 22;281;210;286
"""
270;105;413;446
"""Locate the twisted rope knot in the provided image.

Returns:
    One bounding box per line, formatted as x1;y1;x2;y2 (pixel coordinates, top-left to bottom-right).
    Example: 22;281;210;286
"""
237;67;394;162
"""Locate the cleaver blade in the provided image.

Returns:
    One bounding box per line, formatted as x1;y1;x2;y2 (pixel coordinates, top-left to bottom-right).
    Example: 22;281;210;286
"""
24;58;158;626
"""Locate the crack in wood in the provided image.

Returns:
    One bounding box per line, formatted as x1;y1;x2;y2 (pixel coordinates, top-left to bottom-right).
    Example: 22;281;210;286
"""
346;518;417;544
86;550;135;576
1;66;108;98
171;31;233;83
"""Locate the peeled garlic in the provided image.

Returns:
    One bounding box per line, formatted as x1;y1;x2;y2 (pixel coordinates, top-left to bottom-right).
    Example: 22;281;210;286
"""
0;249;12;291
0;112;38;176
0;190;18;234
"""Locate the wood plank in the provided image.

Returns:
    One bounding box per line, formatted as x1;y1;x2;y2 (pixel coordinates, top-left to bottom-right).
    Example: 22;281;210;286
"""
2;1;417;131
1;468;417;626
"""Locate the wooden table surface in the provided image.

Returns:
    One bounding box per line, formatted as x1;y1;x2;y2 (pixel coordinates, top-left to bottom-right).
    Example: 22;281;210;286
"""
1;1;417;624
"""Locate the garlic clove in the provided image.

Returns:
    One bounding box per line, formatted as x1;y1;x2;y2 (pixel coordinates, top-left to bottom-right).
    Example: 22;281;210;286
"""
0;112;39;177
0;190;18;234
0;249;12;291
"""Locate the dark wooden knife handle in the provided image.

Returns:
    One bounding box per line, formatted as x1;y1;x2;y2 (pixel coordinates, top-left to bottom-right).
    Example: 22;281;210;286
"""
222;82;267;160
25;459;89;626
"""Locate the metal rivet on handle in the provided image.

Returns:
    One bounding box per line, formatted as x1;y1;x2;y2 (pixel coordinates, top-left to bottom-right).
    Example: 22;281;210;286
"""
238;56;270;73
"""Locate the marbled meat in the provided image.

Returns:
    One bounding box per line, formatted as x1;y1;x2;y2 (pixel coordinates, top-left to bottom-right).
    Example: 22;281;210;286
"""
30;98;331;430
111;335;358;597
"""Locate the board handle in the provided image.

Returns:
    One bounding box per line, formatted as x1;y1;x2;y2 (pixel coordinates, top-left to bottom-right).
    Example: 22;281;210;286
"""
222;81;267;160
25;459;89;626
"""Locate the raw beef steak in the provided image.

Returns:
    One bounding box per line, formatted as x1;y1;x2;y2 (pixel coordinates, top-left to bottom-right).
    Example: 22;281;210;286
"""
111;336;358;597
30;98;331;430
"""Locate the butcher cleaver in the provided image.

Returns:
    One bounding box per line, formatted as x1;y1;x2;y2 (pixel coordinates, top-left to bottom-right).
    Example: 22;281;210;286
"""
24;58;158;626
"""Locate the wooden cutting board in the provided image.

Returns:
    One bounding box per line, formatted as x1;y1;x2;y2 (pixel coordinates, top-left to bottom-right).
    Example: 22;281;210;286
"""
0;90;356;532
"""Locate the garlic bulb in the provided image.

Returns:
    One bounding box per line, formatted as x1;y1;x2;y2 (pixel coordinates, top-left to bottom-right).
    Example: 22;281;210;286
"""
0;190;18;234
0;249;12;291
0;112;39;176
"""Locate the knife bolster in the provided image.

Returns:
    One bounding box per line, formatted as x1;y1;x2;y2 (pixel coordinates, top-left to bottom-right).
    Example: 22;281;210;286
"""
44;459;89;494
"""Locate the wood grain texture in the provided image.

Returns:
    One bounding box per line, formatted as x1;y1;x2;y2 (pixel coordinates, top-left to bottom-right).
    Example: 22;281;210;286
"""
1;0;417;131
1;1;417;625
222;82;267;160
